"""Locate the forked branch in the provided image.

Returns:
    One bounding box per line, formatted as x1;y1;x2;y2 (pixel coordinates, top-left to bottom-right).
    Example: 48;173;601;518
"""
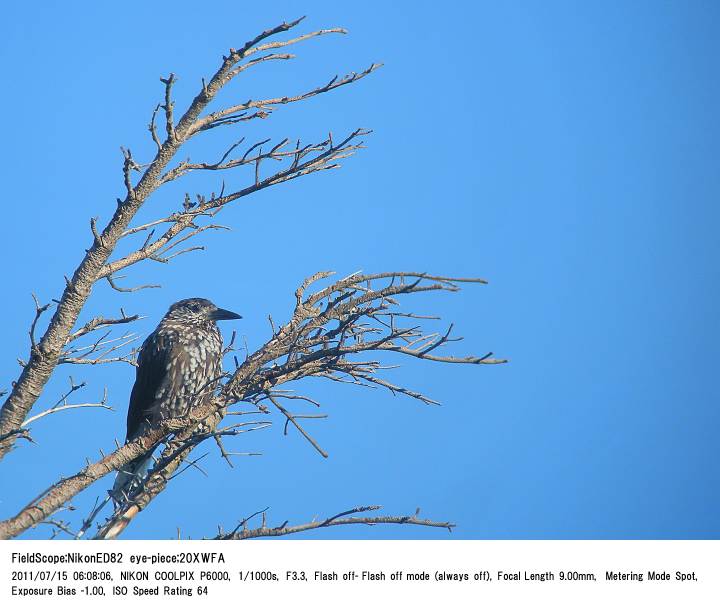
0;17;379;459
215;505;454;540
0;271;504;540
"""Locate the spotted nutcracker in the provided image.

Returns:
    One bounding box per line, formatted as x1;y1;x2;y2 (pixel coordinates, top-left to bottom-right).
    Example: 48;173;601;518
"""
112;298;241;503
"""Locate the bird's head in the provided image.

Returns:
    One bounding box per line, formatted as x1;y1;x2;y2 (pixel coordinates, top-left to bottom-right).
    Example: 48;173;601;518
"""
165;298;242;325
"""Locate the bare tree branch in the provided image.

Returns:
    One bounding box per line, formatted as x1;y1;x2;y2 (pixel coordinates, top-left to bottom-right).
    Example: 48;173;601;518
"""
0;270;503;540
0;380;114;451
29;294;52;351
101;129;369;279
67;312;141;343
60;331;139;367
0;409;193;539
22;401;113;428
215;505;454;540
0;17;379;459
38;518;78;539
191;64;381;135
0;19;503;544
222;272;506;410
266;394;328;458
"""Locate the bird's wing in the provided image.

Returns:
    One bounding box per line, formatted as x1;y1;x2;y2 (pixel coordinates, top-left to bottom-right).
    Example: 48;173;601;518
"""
125;330;174;441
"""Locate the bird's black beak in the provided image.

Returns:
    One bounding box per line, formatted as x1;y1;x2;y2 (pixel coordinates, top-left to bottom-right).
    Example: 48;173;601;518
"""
211;308;242;321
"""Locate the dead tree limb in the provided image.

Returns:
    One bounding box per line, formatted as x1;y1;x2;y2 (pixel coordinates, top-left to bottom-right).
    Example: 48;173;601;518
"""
0;19;504;542
0;17;380;460
0;272;504;540
215;505;454;540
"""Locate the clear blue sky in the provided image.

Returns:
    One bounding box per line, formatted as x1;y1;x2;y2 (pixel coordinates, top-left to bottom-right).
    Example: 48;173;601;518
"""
1;1;718;539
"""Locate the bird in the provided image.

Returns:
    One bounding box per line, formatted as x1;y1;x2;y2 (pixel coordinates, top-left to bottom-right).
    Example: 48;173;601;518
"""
111;298;241;504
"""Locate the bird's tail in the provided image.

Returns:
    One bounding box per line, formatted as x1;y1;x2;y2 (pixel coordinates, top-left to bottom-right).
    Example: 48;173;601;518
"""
111;454;152;506
111;422;154;506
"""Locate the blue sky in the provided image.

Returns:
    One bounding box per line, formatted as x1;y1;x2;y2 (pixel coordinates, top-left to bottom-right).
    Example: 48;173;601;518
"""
1;1;718;539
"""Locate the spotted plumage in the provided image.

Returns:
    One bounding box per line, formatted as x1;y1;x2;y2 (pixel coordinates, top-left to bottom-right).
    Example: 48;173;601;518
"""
112;298;241;503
